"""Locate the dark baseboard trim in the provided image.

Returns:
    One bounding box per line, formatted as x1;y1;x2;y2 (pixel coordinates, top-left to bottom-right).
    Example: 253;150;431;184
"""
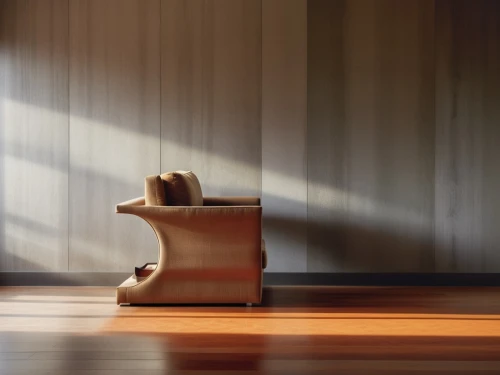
264;273;500;286
0;272;499;287
0;272;131;286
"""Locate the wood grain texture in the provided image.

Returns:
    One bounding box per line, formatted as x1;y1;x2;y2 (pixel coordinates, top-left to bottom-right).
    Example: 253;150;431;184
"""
307;0;435;272
435;0;500;272
161;0;262;197
0;0;69;271
69;0;161;271
262;0;307;272
1;286;500;374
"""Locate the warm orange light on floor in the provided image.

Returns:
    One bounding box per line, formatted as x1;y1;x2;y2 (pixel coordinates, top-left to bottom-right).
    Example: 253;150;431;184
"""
2;286;500;373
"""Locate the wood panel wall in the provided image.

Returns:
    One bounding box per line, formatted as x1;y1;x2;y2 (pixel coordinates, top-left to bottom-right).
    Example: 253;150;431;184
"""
0;0;69;271
435;0;500;272
1;0;500;275
161;0;262;197
307;0;435;272
262;0;308;272
68;0;161;271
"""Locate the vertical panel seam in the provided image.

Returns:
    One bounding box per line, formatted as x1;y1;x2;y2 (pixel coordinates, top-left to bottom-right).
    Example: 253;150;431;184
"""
433;0;437;273
305;0;309;273
67;0;71;272
261;0;267;270
159;0;162;174
262;0;265;274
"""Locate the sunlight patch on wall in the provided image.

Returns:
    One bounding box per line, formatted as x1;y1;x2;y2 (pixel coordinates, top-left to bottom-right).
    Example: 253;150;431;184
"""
1;99;68;271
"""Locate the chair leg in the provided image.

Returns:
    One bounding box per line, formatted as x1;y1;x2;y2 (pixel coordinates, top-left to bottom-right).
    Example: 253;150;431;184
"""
246;303;252;307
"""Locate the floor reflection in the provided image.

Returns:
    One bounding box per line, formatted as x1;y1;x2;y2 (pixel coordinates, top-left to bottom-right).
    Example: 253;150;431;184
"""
1;286;500;374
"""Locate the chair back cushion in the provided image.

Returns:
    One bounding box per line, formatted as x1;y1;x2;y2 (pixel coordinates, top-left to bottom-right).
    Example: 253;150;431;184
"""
144;175;167;206
161;170;203;206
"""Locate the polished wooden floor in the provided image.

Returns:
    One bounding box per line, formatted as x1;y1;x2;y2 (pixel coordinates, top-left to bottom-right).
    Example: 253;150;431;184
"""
1;286;500;374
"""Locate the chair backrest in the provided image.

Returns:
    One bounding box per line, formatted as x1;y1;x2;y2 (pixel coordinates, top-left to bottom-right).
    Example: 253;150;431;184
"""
144;170;204;206
161;170;203;206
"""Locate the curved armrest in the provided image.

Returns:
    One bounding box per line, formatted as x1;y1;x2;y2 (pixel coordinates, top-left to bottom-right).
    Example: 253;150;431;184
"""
116;196;145;213
203;196;260;206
